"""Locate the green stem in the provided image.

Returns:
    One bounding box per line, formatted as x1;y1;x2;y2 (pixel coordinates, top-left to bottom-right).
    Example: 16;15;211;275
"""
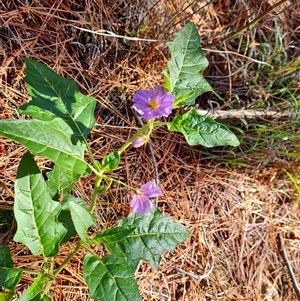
118;123;150;154
101;175;138;193
42;244;80;296
17;268;41;275
85;141;97;168
52;242;81;278
81;243;101;258
153;121;169;127
42;278;53;297
89;174;103;214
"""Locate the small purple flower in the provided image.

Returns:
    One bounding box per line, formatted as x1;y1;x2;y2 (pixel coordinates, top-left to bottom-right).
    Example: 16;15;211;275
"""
130;180;162;215
132;86;174;120
132;136;147;148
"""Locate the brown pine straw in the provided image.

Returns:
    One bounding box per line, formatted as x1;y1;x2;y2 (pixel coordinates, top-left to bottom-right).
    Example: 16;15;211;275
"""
1;0;300;300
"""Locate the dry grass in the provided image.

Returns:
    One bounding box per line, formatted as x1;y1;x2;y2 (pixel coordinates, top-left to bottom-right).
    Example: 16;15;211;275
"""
1;0;300;300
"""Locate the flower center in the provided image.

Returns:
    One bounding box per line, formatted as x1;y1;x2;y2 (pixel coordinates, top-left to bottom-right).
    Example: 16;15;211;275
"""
148;99;158;109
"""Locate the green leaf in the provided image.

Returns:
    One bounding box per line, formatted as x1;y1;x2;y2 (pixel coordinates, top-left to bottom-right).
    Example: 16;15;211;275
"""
107;207;189;270
16;274;45;301
0;118;91;186
14;152;67;257
101;152;120;172
0;288;15;301
0;247;23;289
167;108;240;147
0;246;14;268
40;296;52;301
69;202;94;242
20;58;96;139
58;195;86;243
46;165;74;199
92;225;136;244
163;22;212;107
83;254;141;301
42;296;52;301
17;58;96;198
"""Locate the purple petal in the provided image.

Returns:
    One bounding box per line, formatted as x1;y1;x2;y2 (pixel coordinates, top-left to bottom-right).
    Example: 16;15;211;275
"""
132;86;174;120
130;195;153;215
132;137;146;148
140;180;162;198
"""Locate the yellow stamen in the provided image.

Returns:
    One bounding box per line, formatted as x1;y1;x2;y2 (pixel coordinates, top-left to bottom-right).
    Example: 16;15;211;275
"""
148;99;158;109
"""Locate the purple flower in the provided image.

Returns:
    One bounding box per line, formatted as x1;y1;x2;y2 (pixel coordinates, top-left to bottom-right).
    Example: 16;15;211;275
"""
132;86;174;120
130;180;162;215
132;136;147;148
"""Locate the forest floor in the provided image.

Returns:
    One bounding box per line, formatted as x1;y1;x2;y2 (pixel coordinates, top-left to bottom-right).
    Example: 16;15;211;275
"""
1;0;300;300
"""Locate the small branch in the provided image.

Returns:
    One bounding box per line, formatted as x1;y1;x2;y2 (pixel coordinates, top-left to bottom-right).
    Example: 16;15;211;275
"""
53;242;81;278
89;175;103;214
277;233;300;300
196;109;295;120
72;26;158;42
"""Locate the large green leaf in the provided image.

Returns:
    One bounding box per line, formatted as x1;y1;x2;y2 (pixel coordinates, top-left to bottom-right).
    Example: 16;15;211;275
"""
20;58;96;139
16;274;45;301
167;108;240;147
163;22;212;107
106;207;189;270
46;165;74;199
92;225;136;244
0;118;91;184
0;247;23;290
83;254;141;301
14;152;67;257
69;201;94;242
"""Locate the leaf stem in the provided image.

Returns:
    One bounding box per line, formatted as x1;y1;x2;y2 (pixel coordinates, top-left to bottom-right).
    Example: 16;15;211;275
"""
117;123;150;154
52;242;81;278
89;174;103;214
101;175;138;193
80;243;100;258
83;138;99;171
153;121;169;127
17;268;42;275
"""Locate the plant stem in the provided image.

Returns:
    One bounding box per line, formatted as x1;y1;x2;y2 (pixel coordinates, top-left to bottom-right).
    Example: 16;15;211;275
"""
17;268;41;275
52;242;81;278
89;174;103;214
81;243;101;258
102;175;138;192
118;123;150;154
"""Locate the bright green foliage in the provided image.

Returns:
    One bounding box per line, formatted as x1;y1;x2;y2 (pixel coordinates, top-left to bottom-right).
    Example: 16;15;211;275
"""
58;195;86;243
14;152;67;257
46;165;74;199
163;22;212;107
19;58;96;197
85;209;189;300
0;247;23;290
69;202;94;242
0;118;91;186
168;108;240;147
20;58;96;139
101;151;121;171
83;254;141;301
40;296;52;301
0;20;235;300
0;288;15;301
92;225;136;244
107;207;189;270
15;274;46;301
